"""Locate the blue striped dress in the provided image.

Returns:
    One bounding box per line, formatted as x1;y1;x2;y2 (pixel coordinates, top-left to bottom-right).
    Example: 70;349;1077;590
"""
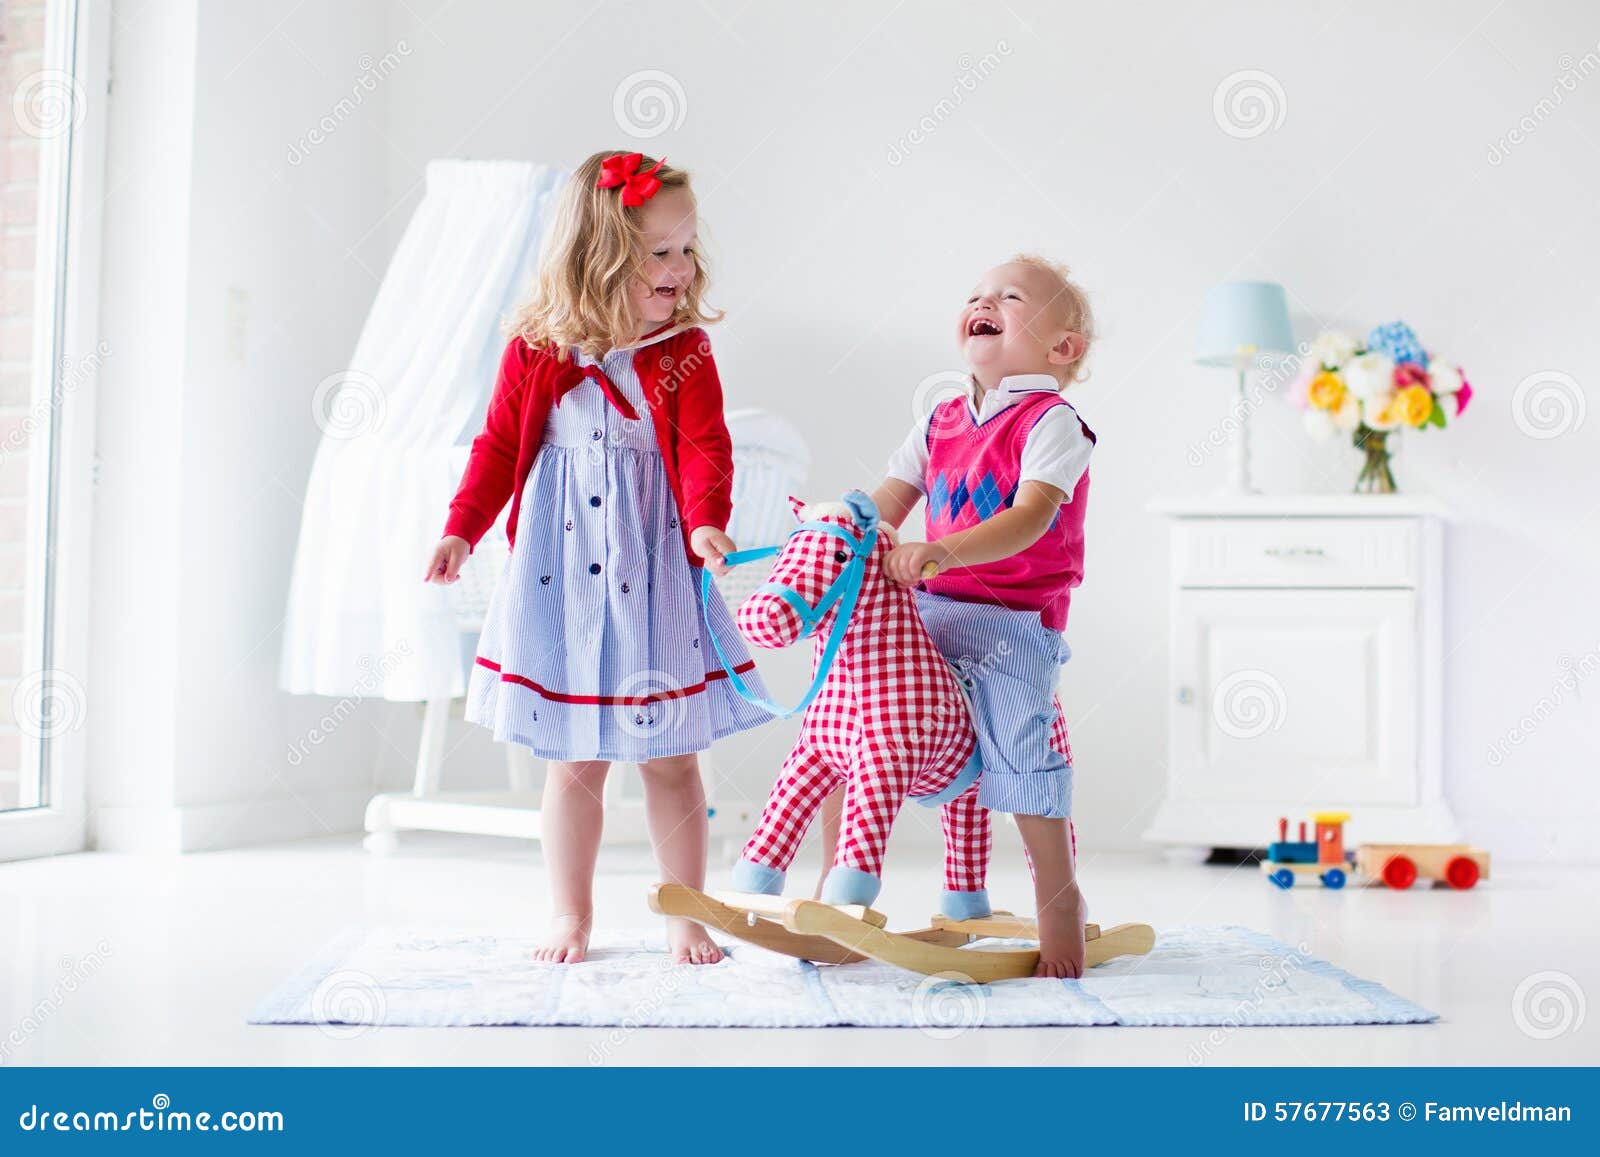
464;340;771;762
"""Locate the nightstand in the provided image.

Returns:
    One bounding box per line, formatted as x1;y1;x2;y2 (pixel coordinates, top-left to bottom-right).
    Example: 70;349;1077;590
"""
1143;494;1460;851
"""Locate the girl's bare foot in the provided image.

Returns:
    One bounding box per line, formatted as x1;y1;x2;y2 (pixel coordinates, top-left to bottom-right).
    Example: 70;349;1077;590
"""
532;913;591;964
1035;884;1088;979
666;916;724;965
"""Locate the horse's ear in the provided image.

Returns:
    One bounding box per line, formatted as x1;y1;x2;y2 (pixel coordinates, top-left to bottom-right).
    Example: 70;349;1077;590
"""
786;495;806;521
840;489;880;533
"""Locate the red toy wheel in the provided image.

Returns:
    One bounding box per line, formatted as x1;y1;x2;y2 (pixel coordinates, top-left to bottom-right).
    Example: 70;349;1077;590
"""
1445;856;1480;890
1382;855;1417;890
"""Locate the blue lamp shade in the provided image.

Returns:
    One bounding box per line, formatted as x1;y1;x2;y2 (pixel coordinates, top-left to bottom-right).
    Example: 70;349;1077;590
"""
1195;281;1294;367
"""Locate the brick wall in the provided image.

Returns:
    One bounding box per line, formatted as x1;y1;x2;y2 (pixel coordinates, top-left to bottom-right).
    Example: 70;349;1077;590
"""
0;0;49;811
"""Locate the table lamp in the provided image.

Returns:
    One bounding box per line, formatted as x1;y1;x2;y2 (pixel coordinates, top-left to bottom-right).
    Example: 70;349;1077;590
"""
1196;281;1294;494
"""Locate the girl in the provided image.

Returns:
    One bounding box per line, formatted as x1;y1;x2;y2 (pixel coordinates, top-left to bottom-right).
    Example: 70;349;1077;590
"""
424;151;769;966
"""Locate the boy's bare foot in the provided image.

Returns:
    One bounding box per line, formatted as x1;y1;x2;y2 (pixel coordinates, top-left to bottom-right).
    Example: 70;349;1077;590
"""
1035;884;1088;979
666;916;724;965
532;912;591;964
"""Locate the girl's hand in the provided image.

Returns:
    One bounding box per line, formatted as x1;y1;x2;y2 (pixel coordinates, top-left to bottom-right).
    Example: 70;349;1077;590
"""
690;526;737;575
883;541;950;588
424;536;470;584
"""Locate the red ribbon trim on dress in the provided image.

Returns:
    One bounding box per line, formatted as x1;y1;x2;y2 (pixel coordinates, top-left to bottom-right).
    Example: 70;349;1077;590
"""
476;657;757;705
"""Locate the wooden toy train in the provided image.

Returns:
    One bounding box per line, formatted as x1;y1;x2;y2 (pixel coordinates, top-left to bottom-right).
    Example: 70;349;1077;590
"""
1262;811;1490;891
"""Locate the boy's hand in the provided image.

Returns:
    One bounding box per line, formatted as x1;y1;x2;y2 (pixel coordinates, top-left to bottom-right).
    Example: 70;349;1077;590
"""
691;526;737;575
883;541;950;587
424;536;471;584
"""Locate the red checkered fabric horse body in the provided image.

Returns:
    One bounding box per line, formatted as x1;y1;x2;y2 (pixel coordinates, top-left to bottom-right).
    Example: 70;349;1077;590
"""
732;494;1071;909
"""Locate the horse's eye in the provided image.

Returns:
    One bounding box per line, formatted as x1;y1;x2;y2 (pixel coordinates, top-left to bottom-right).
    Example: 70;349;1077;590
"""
833;551;849;564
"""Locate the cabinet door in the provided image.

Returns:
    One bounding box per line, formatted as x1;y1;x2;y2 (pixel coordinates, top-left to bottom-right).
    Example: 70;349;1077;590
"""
1171;589;1418;805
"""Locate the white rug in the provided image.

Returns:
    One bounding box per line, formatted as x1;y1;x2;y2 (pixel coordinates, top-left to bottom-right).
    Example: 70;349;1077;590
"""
248;925;1436;1030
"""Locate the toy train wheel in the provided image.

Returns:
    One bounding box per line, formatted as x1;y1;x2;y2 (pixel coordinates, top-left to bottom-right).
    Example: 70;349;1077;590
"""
1321;868;1346;890
1270;868;1296;889
1445;855;1480;890
1381;855;1417;890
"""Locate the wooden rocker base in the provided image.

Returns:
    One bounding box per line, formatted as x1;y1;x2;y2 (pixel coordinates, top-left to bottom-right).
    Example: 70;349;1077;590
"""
649;884;872;965
649;884;1156;983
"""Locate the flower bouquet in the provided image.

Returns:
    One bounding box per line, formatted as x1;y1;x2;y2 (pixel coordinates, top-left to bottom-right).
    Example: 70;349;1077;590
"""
1288;321;1472;493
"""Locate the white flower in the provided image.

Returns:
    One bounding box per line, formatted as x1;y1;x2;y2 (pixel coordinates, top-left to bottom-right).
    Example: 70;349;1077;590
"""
1363;390;1404;430
1308;330;1360;369
1303;408;1338;441
1343;351;1396;399
1332;391;1362;431
1430;359;1463;394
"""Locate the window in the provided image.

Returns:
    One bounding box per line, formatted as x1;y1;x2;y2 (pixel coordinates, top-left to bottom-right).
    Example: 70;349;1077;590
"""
0;0;100;858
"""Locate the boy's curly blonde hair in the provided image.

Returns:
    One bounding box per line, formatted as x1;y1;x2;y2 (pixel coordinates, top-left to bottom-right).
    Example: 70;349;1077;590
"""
1011;252;1095;384
508;150;721;359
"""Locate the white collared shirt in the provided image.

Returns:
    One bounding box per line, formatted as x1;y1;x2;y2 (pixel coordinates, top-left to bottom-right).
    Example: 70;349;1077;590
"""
885;373;1094;501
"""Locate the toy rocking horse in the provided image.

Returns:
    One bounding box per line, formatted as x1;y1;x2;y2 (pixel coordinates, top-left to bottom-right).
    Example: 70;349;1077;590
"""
649;490;1154;981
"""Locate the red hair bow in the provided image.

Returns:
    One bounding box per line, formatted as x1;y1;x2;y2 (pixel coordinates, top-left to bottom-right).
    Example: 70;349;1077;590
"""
596;152;665;207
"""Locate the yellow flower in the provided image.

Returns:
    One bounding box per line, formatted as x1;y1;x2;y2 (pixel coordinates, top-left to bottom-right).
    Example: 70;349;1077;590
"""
1365;392;1404;431
1397;385;1434;428
1308;371;1347;412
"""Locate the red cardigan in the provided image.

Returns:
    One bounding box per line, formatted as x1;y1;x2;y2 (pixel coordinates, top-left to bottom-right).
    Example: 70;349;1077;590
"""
443;327;734;566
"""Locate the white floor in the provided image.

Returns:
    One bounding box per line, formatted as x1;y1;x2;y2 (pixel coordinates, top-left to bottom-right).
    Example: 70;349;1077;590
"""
1;834;1594;1066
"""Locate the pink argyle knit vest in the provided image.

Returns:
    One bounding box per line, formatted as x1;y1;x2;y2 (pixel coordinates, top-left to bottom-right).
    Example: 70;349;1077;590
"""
920;391;1092;630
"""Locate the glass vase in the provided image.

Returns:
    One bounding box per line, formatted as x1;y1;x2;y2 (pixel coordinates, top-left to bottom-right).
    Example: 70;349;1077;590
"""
1352;426;1396;494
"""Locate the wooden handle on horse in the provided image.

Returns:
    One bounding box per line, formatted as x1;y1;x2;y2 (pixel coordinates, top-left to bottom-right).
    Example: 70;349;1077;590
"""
920;561;940;580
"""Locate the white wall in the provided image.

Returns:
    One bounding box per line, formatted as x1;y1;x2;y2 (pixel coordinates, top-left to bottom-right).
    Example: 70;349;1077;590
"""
87;0;197;846
375;0;1600;861
92;0;397;849
91;0;1600;860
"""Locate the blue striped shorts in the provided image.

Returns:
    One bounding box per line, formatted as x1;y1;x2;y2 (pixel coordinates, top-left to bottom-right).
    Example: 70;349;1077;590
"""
913;590;1073;819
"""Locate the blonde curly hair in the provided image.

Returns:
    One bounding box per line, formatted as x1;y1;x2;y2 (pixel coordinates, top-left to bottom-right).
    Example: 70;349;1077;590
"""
508;151;721;359
1010;252;1095;383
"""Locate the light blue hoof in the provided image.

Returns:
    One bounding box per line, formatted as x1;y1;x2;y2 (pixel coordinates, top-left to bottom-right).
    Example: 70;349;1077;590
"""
820;866;882;907
939;888;992;921
729;858;786;896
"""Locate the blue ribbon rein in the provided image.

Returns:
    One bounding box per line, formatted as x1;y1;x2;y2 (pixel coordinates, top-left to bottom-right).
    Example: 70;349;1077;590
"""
700;523;875;719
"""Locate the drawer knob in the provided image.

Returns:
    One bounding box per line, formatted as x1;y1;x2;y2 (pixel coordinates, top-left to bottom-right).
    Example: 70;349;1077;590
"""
1262;545;1326;559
